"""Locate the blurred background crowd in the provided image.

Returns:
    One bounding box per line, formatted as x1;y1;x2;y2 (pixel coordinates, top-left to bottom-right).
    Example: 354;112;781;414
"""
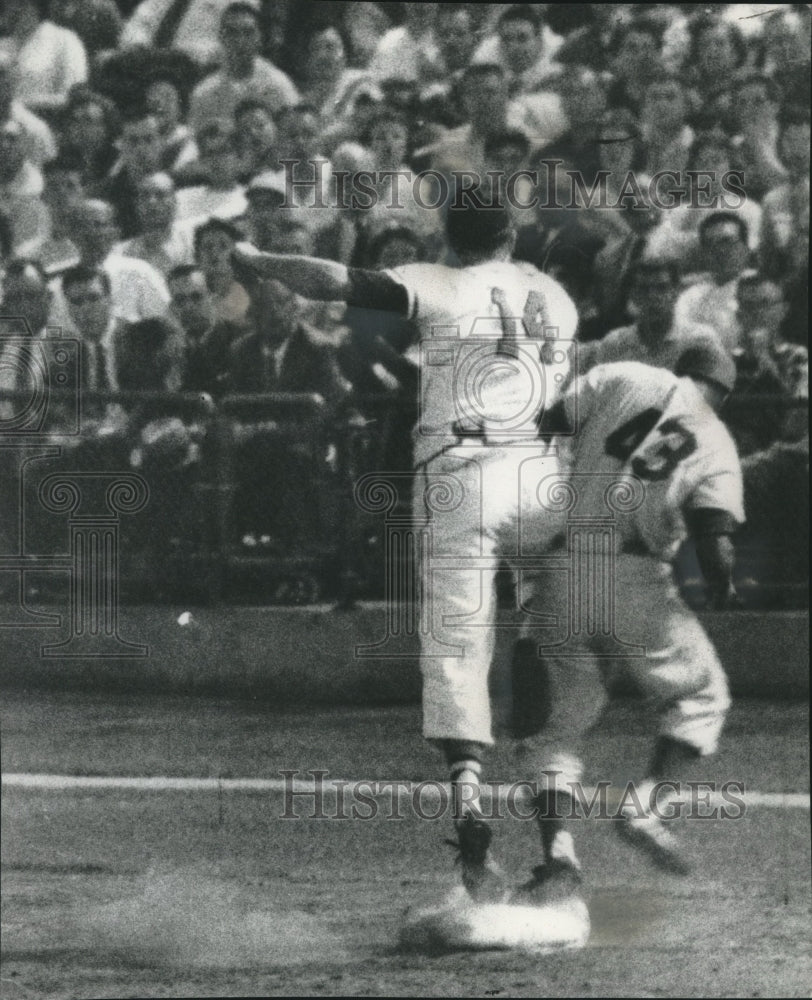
0;2;808;606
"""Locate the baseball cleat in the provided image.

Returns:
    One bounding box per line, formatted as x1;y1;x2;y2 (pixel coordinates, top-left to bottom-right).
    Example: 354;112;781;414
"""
616;814;691;875
447;813;508;903
511;858;584;907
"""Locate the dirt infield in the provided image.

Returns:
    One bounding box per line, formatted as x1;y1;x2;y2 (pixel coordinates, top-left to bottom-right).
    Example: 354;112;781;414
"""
2;695;810;998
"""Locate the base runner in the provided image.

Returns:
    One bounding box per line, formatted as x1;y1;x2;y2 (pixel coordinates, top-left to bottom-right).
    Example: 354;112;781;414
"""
517;342;743;899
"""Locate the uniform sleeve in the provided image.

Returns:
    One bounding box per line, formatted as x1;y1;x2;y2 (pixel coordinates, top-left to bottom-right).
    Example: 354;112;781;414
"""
684;430;745;527
345;269;410;315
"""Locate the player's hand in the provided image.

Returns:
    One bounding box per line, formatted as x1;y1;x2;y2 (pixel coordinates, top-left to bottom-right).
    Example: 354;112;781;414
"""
706;581;743;611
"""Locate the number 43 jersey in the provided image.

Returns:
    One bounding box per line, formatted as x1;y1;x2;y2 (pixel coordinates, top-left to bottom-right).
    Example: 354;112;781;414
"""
385;260;578;467
556;361;745;562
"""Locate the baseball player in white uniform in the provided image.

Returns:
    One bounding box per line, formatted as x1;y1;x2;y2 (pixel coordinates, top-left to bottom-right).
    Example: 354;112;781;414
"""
515;341;743;899
232;195;579;902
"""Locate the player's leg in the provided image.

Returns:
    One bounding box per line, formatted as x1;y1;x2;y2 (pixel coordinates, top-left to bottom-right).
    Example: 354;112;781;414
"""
614;556;731;873
511;645;605;900
415;453;506;900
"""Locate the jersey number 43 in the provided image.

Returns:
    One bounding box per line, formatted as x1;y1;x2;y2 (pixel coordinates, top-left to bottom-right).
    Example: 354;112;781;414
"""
605;407;697;481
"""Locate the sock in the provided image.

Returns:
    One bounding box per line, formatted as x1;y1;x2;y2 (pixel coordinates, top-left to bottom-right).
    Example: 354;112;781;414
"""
536;789;574;861
450;759;483;821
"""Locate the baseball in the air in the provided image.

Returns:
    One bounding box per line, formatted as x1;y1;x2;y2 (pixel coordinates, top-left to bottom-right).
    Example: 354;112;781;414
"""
177;612;194;627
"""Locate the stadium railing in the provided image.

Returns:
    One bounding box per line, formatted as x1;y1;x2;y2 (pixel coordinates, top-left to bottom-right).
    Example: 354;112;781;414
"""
0;389;806;610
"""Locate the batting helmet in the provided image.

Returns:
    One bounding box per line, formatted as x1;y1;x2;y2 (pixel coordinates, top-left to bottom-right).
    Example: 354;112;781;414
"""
675;340;737;394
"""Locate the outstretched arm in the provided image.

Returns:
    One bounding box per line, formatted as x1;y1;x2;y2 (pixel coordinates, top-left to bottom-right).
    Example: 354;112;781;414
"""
232;243;351;301
231;243;412;321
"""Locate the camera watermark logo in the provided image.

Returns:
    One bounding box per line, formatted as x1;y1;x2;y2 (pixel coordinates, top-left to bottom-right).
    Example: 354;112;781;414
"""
0;327;81;437
418;290;571;442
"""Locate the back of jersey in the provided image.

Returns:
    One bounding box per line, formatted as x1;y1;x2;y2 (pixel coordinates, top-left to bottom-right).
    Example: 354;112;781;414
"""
562;362;744;562
386;260;578;465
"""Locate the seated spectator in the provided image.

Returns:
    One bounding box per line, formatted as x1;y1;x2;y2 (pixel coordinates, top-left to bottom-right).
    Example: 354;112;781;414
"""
99;114;165;238
0;52;57;168
48;0;122;57
168;263;240;398
674;211;752;355
1;0;88;116
592;182;675;335
49;264;128;443
270;103;332;213
605;18;664;116
242;171;293;252
116;314;184;393
61;263;123;405
49;197;170;328
121;0;233;67
533;67;607;184
298;26;373;139
594;106;647;222
684;16;748;112
59;87;120;185
640;73;694;179
175;120;247;226
367;2;442;84
16;152;84;271
662;131;762;254
426;63;521;174
193;216;249;325
730;72;787;203
188;1;298;135
0;119;48;253
760;104;810;284
760;7;811;107
234;98;277;181
728;271;808;456
581;256;722;373
145;77;196;175
472;3;563;94
227;276;347;398
114;172;194;277
227;277;350;547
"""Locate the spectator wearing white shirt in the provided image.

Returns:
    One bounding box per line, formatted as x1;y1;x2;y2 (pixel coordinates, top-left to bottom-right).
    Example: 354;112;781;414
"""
472;3;564;94
674;212;752;355
48;198;170;330
299;26;373;136
16;152;84;271
0;120;49;253
115;172;194;278
121;0;233;68
760;104;810;283
145;78;197;175
0;53;57;168
1;0;88;116
175;120;247;226
367;2;442;84
662;131;762;255
187;2;297;135
581;257;724;374
193;216;249;326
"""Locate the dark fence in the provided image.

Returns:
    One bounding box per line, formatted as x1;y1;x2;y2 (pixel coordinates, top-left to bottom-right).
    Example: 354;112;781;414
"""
0;389;807;610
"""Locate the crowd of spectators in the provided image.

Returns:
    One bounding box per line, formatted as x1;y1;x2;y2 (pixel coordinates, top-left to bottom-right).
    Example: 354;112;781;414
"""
0;1;808;601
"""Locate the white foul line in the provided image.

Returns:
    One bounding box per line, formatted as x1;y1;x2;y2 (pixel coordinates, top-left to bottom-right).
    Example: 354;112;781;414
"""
1;774;809;810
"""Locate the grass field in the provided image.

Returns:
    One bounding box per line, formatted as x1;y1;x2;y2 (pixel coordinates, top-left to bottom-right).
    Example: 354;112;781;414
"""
2;692;810;998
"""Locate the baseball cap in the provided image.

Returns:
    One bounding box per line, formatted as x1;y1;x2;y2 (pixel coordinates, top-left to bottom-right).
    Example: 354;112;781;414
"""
245;171;287;204
675;340;737;394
